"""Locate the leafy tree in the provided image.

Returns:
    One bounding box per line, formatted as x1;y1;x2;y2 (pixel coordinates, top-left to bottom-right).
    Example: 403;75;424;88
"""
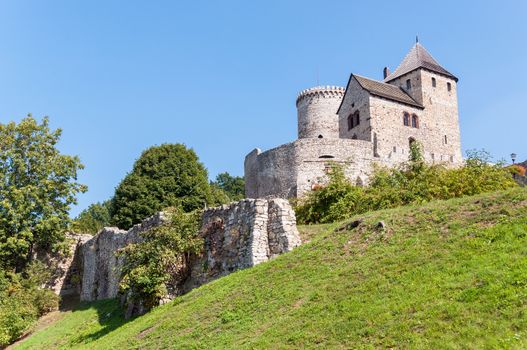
110;144;213;229
0;116;86;271
211;172;245;201
72;201;111;234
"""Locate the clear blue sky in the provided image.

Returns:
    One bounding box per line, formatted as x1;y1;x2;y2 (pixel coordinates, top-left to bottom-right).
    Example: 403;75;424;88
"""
1;1;526;216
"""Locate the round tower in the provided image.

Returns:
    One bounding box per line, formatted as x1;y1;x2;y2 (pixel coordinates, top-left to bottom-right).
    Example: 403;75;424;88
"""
295;85;345;139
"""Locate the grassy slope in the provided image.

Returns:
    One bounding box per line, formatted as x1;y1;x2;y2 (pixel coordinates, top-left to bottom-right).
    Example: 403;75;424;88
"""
16;188;527;349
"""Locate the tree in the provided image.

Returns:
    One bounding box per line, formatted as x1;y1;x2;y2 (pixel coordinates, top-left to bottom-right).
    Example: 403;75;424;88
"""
0;116;86;271
110;144;213;229
211;172;245;201
71;201;111;234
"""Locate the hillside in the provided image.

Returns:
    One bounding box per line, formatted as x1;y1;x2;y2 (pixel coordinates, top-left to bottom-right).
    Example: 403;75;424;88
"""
14;188;527;349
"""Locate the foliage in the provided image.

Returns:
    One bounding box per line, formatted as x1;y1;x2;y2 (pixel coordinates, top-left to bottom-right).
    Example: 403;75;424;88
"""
118;207;202;310
0;116;86;271
0;262;59;346
211;172;245;202
16;188;527;349
110;144;213;229
71;201;111;234
295;145;518;224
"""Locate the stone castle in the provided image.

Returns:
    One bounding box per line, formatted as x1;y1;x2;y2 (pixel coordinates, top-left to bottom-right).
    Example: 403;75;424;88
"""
245;42;462;198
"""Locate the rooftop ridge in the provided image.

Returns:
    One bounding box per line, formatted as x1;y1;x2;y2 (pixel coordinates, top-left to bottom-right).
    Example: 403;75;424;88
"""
296;85;345;106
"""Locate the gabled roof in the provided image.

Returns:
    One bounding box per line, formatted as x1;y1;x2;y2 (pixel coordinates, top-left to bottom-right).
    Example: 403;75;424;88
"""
384;43;457;82
353;74;423;109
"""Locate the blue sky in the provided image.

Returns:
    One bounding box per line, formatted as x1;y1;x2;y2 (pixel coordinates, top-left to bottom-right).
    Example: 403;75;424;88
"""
1;1;526;216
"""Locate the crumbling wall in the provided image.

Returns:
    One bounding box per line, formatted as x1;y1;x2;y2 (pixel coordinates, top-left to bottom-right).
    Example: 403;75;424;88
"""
77;199;301;302
184;198;301;291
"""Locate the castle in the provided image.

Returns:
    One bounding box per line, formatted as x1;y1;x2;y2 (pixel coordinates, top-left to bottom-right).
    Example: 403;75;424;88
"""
245;42;462;198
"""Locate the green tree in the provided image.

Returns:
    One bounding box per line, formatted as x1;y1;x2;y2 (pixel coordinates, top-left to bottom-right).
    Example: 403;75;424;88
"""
72;200;111;234
211;172;245;201
0;116;86;271
110;144;213;229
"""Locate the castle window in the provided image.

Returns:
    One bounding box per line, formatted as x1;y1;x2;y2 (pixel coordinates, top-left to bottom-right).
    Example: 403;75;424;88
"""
406;79;411;89
447;82;452;92
444;135;448;144
354;111;360;126
411;114;419;128
393;146;397;153
403;112;410;126
351;103;355;108
432;77;436;87
318;135;323;139
347;115;353;130
319;155;335;159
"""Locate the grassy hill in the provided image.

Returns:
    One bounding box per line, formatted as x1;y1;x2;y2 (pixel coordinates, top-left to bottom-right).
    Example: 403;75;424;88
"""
14;188;527;349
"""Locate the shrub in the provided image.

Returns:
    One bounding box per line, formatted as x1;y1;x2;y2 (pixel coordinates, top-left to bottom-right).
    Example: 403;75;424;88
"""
118;207;202;313
0;262;59;346
294;147;518;224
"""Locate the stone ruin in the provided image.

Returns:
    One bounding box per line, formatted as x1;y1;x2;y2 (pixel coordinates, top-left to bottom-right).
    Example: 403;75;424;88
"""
52;198;301;311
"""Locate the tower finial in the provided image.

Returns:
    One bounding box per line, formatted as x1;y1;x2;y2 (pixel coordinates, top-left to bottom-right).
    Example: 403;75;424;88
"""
416;35;419;44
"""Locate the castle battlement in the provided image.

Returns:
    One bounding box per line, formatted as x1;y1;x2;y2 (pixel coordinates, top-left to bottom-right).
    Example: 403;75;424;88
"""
296;85;345;106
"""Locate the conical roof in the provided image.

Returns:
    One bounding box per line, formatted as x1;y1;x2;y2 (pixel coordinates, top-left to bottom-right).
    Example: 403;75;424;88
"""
384;43;457;82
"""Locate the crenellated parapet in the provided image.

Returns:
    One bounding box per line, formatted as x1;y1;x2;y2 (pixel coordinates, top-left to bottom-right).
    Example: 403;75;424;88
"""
295;85;345;107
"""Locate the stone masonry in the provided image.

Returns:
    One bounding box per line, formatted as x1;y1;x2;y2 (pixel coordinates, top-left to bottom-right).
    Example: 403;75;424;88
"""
70;199;300;302
245;42;463;199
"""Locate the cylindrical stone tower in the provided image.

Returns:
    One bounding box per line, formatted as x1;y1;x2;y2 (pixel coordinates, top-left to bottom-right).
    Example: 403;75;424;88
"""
295;85;345;139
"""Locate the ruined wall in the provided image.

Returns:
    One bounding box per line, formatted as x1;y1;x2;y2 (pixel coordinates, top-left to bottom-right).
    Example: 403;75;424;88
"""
78;199;300;302
183;198;301;291
80;213;167;301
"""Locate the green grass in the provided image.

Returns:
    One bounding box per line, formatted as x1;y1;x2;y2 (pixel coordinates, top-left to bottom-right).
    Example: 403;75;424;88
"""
15;188;527;349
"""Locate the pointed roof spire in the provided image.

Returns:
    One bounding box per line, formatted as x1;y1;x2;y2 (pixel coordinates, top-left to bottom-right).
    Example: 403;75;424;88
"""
384;42;457;82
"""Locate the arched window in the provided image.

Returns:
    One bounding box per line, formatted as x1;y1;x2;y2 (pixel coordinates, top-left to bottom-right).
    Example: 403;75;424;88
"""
432;77;436;87
318;134;323;139
411;114;419;128
403;112;410;126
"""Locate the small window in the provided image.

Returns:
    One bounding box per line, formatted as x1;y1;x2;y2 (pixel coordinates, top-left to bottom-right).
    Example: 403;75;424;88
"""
432;77;436;87
351;103;355;108
406;79;411;89
354;111;360;126
393;146;397;153
318;135;323;139
411;114;419;128
444;135;448;144
447;82;452;92
347;115;353;130
450;155;454;162
403;112;410;126
319;155;334;159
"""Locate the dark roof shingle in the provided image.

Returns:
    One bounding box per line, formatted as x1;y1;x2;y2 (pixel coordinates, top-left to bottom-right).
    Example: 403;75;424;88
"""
353;74;423;108
384;43;457;82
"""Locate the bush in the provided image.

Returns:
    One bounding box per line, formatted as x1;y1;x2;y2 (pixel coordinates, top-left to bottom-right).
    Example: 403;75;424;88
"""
118;207;202;313
0;262;59;346
294;147;518;224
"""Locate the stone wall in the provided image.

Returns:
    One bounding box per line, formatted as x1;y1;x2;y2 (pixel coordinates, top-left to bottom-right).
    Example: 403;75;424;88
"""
80;213;167;301
76;199;300;302
244;138;377;199
338;76;372;141
183;198;301;291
